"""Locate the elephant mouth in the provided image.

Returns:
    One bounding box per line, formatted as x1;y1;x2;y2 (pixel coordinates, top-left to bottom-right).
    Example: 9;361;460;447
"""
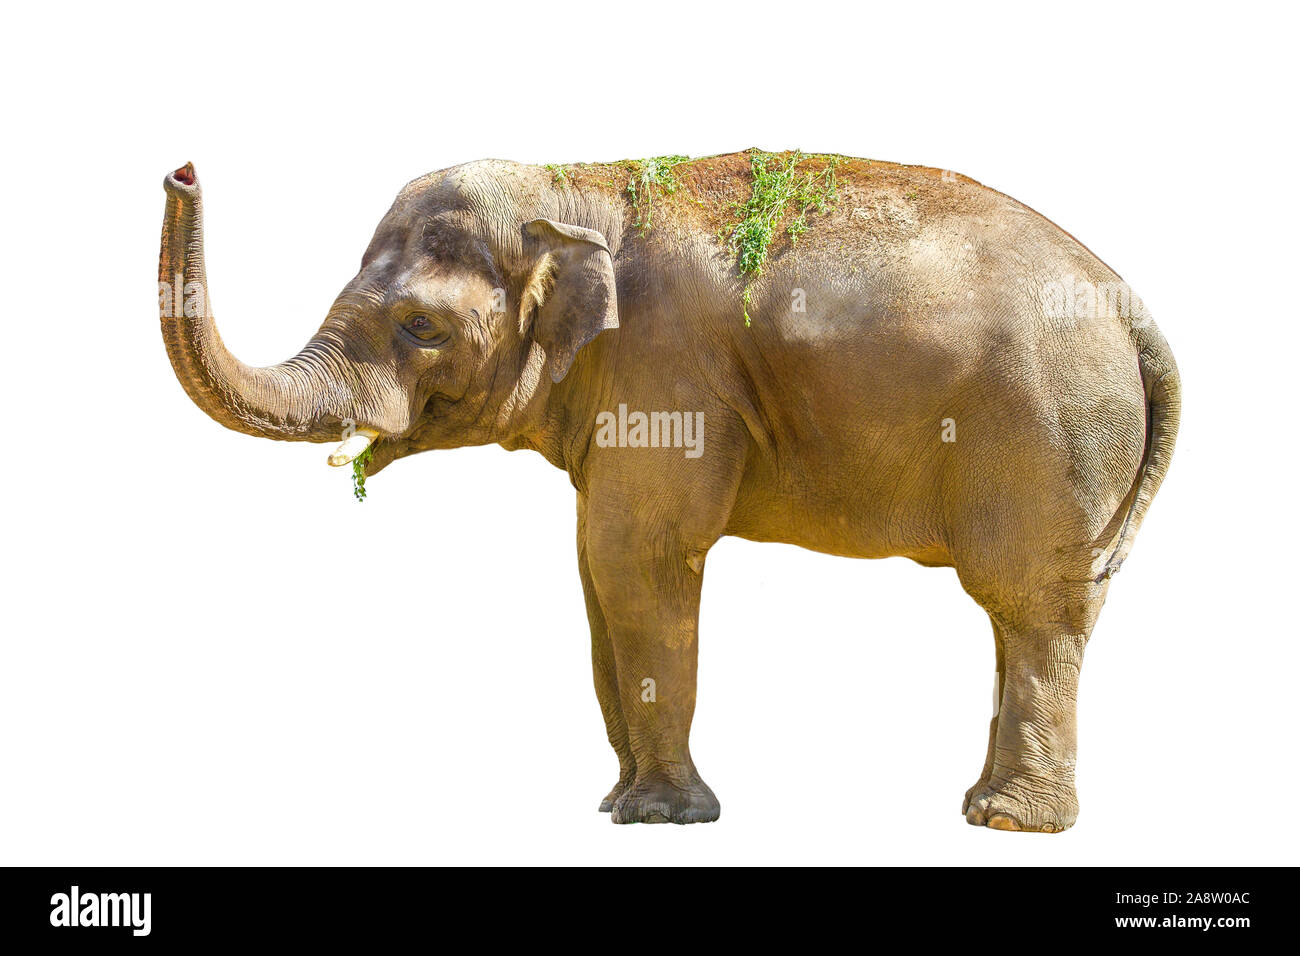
326;428;381;467
322;389;450;472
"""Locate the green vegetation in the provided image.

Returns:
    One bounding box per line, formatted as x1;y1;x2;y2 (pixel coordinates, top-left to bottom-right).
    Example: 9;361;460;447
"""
352;445;374;502
624;155;690;234
542;155;689;231
541;150;846;326
723;150;841;326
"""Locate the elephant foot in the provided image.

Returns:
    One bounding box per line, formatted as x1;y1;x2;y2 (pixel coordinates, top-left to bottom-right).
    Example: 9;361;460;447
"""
610;774;720;824
598;773;636;813
964;772;1078;833
961;778;987;816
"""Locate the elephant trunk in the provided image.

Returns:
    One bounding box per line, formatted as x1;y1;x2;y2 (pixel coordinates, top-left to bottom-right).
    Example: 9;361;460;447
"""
158;163;360;444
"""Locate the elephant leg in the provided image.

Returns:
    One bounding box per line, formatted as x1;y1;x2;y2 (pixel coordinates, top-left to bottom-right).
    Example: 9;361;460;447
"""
962;617;1007;816
964;613;1092;833
949;449;1121;831
584;508;720;824
577;494;636;812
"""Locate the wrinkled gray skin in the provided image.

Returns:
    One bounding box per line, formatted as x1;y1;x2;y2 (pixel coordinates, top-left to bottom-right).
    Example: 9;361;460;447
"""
159;153;1179;829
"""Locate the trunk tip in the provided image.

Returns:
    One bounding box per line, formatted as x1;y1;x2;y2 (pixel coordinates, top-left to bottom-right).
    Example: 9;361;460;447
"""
167;162;197;190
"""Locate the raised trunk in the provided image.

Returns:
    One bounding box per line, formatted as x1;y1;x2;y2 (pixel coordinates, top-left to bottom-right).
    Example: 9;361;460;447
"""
158;163;357;442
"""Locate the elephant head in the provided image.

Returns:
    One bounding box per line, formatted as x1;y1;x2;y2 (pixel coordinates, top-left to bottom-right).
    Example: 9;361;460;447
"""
158;161;620;477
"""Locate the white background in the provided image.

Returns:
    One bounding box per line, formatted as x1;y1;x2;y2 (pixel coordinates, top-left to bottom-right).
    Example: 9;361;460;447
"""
1;1;1295;866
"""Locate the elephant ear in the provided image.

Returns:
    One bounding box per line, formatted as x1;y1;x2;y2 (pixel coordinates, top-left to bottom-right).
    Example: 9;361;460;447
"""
520;219;619;383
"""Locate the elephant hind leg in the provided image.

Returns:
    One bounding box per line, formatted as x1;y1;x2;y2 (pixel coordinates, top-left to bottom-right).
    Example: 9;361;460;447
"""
962;593;1099;833
962;617;1006;816
948;440;1123;830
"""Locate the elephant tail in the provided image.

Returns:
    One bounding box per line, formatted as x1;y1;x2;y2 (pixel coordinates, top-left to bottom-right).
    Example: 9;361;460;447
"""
1095;314;1182;581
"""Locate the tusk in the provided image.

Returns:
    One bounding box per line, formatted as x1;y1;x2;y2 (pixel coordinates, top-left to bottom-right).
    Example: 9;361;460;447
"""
327;428;380;467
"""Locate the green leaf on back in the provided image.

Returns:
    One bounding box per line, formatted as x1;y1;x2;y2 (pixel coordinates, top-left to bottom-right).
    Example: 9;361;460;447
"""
625;155;690;234
723;150;841;325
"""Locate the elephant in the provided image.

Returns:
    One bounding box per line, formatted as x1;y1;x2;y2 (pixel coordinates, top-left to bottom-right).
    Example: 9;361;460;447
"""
157;150;1180;830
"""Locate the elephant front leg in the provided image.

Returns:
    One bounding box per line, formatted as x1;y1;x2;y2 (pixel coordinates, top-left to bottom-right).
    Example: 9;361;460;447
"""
578;495;636;812
590;620;637;813
586;520;719;825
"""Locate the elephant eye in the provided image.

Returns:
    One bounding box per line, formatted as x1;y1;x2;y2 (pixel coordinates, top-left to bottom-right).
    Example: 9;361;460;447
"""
403;313;450;346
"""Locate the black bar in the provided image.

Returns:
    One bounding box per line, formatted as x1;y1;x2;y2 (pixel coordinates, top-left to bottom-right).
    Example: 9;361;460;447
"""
0;866;1284;944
